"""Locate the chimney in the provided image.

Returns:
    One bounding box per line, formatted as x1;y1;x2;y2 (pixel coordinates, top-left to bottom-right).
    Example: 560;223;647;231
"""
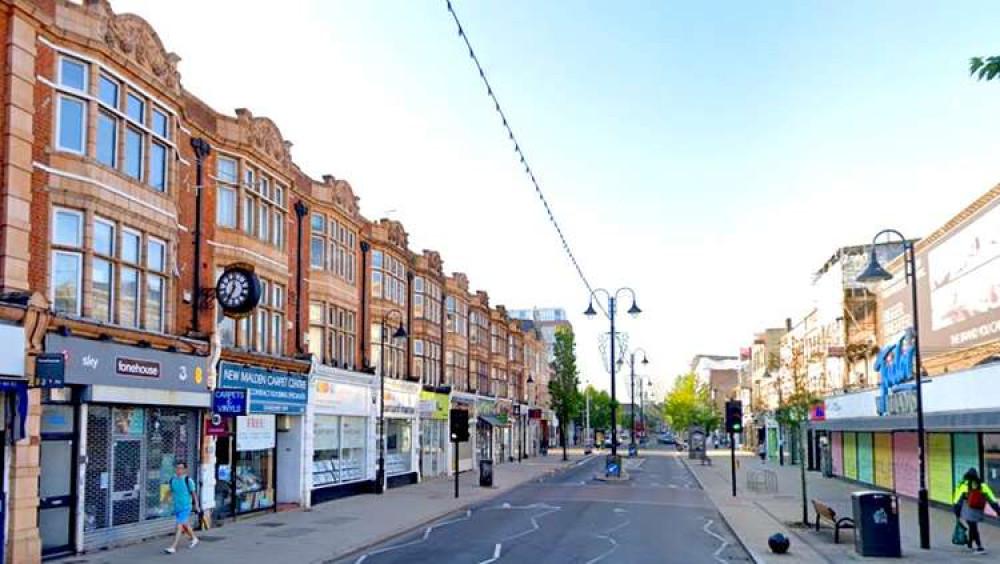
785;318;792;331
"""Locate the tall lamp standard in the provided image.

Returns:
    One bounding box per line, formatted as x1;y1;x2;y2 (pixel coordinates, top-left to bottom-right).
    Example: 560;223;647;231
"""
376;309;407;495
584;288;642;460
857;230;929;549
618;347;649;457
522;373;534;461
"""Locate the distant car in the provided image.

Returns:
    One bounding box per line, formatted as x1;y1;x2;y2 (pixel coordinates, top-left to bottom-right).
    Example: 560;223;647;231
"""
658;433;676;445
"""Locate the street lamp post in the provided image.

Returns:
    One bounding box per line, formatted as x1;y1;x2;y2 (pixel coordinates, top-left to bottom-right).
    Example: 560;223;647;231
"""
585;288;641;461
376;309;407;495
618;348;649;457
858;229;929;550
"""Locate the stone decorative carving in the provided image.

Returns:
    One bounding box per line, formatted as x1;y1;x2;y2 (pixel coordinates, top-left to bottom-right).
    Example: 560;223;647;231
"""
235;108;293;167
89;1;182;92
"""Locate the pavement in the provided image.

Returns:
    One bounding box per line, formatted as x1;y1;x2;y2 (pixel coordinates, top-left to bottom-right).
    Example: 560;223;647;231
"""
683;449;1000;563
58;452;580;564
342;446;751;563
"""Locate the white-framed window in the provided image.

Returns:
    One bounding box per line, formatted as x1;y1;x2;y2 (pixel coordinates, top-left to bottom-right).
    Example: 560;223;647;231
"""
57;95;86;154
217;157;238;229
371;250;405;307
413;277;441;324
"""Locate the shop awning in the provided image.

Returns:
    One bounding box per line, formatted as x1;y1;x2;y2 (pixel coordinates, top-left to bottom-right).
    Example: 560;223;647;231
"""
810;409;1000;433
479;414;507;427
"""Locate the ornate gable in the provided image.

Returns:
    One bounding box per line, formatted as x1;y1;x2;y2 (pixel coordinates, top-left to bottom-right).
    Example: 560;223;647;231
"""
321;175;361;217
380;219;409;250
423;251;443;277
88;1;182;93
234;108;293;168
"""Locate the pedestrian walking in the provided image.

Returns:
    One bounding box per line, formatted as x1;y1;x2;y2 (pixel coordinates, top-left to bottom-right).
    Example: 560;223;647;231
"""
953;468;1000;555
758;443;767;463
165;462;200;554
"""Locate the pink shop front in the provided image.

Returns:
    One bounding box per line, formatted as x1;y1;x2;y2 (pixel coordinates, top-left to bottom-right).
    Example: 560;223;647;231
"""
811;362;1000;517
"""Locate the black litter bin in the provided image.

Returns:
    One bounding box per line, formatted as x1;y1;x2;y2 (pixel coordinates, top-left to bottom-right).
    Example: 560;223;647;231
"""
852;491;901;557
479;459;494;487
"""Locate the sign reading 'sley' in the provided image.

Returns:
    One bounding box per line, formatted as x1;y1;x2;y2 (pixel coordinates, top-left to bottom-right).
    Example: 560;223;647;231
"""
218;362;308;414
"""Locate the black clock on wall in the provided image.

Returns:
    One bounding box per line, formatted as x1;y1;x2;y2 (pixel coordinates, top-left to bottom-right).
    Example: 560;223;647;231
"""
216;264;262;316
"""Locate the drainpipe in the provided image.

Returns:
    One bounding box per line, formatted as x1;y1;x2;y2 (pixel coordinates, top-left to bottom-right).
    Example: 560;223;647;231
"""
406;271;414;382
190;137;212;334
294;200;309;354
440;292;447;387
360;242;370;369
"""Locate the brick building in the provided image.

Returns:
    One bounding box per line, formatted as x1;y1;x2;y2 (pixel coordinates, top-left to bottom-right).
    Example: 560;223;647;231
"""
0;1;550;560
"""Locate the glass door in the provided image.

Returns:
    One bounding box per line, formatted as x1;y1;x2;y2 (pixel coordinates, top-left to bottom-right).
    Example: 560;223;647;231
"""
40;404;76;558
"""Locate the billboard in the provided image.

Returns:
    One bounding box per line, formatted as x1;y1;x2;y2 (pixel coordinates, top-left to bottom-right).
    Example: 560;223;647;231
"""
877;192;1000;353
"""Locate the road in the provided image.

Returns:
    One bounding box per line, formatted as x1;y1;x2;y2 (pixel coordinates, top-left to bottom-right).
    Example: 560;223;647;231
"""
338;447;751;564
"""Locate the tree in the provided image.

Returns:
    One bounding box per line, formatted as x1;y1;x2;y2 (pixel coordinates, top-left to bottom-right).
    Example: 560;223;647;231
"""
775;337;822;527
970;56;1000;81
662;373;720;437
549;326;581;461
578;385;613;432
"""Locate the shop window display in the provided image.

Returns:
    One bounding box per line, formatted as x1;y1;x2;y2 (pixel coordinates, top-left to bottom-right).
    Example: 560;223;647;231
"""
985;434;1000;506
312;415;367;487
385;419;412;475
235;449;274;512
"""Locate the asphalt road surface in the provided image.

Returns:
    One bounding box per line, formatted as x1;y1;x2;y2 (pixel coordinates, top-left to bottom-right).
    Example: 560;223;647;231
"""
338;447;751;564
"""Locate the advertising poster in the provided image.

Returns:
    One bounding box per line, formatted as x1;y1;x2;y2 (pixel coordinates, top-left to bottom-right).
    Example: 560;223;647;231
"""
832;432;843;476
893;432;919;498
236;414;276;452
952;433;980;491
873;433;894;490
856;432;874;485
341;418;366;449
313;416;340;451
843;432;858;480
928;433;953;504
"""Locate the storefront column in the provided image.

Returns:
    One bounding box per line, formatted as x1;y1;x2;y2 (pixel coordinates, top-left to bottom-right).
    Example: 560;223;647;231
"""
8;389;41;564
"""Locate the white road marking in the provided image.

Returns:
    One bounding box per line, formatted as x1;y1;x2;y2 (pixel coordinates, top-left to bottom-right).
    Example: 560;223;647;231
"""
353;509;472;564
702;518;732;564
585;512;632;564
477;543;502;564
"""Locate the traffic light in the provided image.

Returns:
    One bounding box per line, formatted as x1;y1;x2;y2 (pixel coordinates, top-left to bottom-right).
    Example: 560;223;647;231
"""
725;400;743;434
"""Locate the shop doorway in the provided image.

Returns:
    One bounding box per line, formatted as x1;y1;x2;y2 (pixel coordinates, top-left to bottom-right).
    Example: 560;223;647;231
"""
111;438;142;526
40;402;76;559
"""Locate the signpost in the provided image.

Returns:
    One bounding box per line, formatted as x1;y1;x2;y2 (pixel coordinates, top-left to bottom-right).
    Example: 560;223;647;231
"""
450;408;469;499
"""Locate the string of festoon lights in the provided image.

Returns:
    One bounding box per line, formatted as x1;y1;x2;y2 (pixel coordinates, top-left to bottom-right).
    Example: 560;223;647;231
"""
445;1;604;312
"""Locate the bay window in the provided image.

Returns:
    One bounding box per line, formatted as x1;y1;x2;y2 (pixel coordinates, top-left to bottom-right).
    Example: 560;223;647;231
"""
309;301;356;368
413;277;441;324
371;250;406;307
414;339;441;384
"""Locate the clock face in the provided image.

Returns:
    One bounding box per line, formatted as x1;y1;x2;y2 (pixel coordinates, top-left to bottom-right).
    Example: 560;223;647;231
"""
216;266;261;316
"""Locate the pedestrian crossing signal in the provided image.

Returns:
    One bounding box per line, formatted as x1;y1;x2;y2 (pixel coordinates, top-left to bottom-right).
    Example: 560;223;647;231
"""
725;400;743;434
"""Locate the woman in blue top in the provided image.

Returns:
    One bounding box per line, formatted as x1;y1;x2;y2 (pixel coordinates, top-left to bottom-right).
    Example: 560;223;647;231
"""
165;462;200;554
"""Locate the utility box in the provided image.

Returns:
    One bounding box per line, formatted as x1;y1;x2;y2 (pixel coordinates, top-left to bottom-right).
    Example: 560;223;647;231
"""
479;459;494;487
852;491;901;557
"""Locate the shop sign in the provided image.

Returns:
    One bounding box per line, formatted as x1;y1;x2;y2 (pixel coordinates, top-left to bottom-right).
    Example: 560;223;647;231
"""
206;413;229;436
809;403;826;422
312;378;368;416
219;362;308;415
46;334;209;393
875;330;917;416
384;389;417;414
212;388;249;416
236;414;276;451
419;391;449;421
35;353;65;388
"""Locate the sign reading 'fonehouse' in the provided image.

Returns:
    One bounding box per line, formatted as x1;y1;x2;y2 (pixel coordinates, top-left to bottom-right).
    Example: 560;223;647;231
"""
46;334;208;393
218;362;308;414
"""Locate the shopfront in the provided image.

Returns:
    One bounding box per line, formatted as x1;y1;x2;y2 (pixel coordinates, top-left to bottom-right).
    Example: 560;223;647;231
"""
382;379;419;487
41;334;209;554
419;388;450;478
0;323;28;562
307;364;374;505
214;361;308;519
814;362;1000;513
451;393;476;472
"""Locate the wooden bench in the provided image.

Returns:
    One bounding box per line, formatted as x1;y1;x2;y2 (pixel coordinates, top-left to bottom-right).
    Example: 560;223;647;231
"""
812;500;854;543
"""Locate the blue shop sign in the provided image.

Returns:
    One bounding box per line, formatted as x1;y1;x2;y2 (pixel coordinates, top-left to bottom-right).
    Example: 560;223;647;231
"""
212;388;249;416
874;329;917;416
218;362;308;414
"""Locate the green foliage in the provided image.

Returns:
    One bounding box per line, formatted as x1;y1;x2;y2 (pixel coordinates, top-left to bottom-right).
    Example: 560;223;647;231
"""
548;326;582;430
662;373;720;434
971;56;1000;81
775;388;822;431
579;385;614;431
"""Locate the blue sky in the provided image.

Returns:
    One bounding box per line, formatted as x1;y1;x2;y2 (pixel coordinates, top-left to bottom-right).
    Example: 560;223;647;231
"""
117;0;1000;400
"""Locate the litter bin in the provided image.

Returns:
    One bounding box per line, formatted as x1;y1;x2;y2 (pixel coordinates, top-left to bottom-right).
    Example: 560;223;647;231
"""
479;459;494;487
852;491;901;557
